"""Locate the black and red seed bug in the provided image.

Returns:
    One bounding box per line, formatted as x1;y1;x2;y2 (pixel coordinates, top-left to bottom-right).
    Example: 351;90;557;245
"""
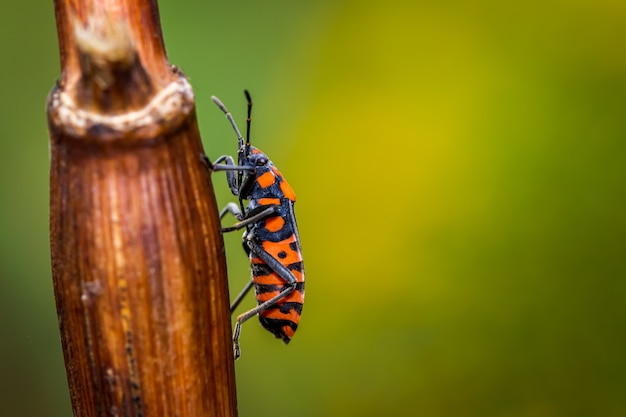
205;90;305;359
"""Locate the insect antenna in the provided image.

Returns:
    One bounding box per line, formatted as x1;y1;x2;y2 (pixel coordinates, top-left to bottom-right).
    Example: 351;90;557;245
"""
244;89;253;157
211;95;244;151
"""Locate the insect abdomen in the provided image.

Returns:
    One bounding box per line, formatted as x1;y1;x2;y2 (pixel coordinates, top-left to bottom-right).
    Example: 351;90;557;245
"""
251;233;305;343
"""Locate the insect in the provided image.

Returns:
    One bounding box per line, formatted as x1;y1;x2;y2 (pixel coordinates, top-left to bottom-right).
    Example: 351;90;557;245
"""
206;90;305;359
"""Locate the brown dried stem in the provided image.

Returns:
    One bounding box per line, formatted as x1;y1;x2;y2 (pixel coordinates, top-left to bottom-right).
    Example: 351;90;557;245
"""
47;1;238;416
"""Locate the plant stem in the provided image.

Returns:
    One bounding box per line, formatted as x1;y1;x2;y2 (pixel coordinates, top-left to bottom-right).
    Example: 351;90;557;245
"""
47;1;238;416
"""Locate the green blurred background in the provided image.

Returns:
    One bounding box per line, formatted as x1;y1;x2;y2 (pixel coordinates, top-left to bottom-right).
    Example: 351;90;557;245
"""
1;1;625;416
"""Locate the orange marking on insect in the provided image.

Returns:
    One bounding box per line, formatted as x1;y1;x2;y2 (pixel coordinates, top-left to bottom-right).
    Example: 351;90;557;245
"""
264;216;285;232
281;325;296;339
262;308;301;323
262;239;302;265
270;167;296;200
280;180;296;201
284;289;304;303
258;198;280;206
256;291;281;303
257;171;275;188
253;273;286;286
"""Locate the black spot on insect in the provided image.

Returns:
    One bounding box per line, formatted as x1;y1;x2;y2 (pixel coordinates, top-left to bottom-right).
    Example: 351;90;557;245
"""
251;263;273;276
277;251;287;259
289;241;298;251
279;302;303;315
256;284;281;293
258;317;299;344
287;262;302;272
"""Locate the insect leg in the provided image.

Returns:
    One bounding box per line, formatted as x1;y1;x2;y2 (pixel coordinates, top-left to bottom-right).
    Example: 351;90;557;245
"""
218;203;257;315
220;205;282;336
230;279;254;312
232;236;298;359
219;202;244;222
221;206;278;233
232;286;294;359
201;154;253;196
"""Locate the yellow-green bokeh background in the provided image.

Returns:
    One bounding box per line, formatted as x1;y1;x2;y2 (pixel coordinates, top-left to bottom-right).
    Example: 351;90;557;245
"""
1;1;625;416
